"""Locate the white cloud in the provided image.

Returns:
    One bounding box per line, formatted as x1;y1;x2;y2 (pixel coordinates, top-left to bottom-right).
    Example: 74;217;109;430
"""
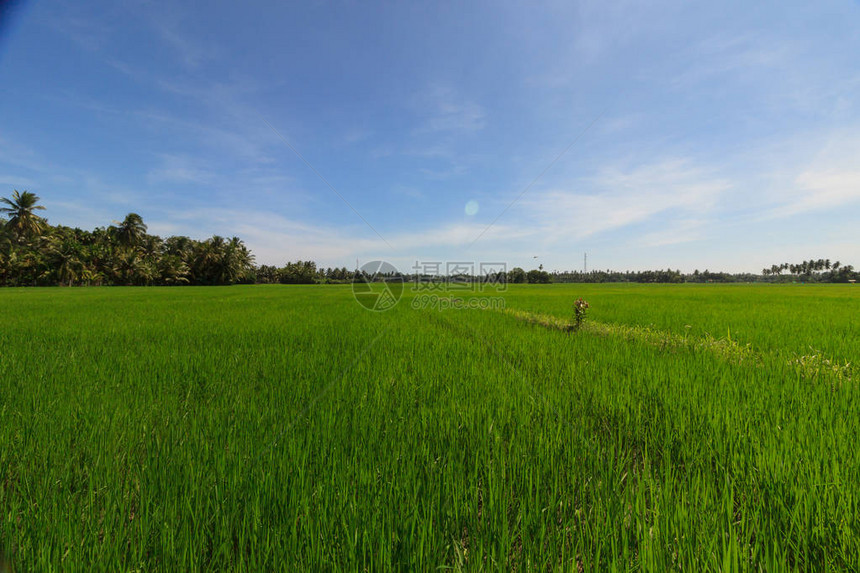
669;33;790;88
338;128;373;146
128;1;216;69
390;186;424;199
419;164;468;180
413;85;486;134
147;155;216;185
521;158;731;242
639;218;709;247
763;130;860;219
774;169;860;218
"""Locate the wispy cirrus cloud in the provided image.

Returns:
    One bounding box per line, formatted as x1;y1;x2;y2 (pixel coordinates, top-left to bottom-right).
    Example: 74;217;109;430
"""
123;0;216;69
758;129;860;220
402;85;488;180
419;164;469;180
668;33;791;88
147;154;217;185
521;158;731;242
639;218;709;248
412;85;486;135
769;168;860;220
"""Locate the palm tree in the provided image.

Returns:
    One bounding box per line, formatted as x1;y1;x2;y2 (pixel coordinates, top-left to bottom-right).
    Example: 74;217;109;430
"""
46;237;84;286
157;254;190;285
140;234;163;258
164;235;193;256
227;236;255;283
56;251;83;286
190;236;223;284
80;268;104;286
111;249;146;285
0;190;47;241
116;213;147;248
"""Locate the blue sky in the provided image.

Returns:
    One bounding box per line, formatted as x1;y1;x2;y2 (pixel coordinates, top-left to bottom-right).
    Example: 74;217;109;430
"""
1;0;859;272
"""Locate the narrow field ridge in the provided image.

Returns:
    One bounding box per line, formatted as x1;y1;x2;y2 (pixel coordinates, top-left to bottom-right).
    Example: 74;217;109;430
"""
498;306;854;387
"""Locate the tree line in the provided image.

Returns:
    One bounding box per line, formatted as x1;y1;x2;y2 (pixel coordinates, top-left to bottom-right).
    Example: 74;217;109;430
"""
256;262;358;284
1;190;255;286
760;259;856;282
2;190;857;286
548;265;856;283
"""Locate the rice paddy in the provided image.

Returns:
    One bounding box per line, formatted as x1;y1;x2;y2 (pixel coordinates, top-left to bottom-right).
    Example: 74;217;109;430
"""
1;284;858;570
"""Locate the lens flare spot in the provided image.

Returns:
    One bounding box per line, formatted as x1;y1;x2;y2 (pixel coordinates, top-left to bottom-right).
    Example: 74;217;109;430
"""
465;200;479;216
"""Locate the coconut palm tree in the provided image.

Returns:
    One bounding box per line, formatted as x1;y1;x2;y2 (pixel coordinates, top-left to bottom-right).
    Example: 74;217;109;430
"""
0;190;47;241
164;235;194;258
80;268;104;286
45;237;84;286
227;236;255;283
111;249;146;285
157;254;190;285
115;213;147;248
56;251;83;286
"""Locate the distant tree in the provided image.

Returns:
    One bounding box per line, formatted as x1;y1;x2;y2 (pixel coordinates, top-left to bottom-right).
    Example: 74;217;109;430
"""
157;254;190;285
256;264;280;284
111;249;146;286
280;260;318;284
1;190;47;241
115;213;147;248
45;236;84;286
527;269;551;284
141;234;163;259
507;267;526;284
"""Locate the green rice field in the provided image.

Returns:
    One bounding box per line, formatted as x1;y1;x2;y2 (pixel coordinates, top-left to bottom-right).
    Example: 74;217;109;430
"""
1;284;858;571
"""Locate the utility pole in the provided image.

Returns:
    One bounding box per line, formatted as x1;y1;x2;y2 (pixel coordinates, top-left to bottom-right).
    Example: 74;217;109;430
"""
584;252;587;273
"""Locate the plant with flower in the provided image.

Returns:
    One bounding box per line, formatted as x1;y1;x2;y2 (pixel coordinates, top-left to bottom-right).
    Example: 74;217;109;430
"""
572;297;590;331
